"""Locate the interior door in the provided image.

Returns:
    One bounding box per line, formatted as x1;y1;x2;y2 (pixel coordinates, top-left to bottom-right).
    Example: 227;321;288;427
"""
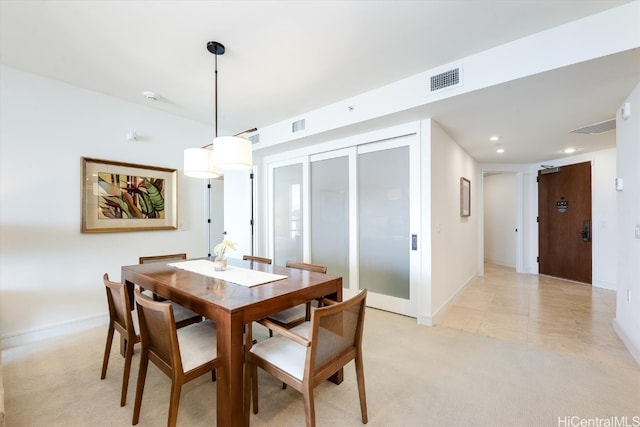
271;161;305;266
269;133;419;317
538;161;592;283
357;137;419;316
310;151;351;290
221;170;253;259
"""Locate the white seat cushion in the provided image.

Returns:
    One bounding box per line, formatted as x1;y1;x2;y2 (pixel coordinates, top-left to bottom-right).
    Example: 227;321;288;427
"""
250;329;308;381
290;322;310;339
131;309;140;335
177;320;217;372
267;304;306;324
171;302;201;323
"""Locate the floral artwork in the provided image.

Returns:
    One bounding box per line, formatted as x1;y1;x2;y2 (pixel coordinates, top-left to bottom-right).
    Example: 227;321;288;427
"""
82;157;177;232
97;173;165;220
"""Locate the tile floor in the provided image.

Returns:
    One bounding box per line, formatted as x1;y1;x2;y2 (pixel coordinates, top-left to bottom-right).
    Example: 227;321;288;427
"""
439;263;638;370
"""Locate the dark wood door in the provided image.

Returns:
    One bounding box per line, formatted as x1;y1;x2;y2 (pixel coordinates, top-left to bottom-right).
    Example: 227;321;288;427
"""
538;161;592;284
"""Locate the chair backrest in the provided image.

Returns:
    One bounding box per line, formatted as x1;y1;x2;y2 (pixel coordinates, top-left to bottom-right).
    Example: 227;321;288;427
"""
134;290;182;376
139;253;187;264
103;273;136;339
285;260;327;274
243;255;272;264
307;290;367;381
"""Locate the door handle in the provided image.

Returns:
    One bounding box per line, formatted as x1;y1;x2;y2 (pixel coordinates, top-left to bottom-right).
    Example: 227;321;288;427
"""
581;220;591;242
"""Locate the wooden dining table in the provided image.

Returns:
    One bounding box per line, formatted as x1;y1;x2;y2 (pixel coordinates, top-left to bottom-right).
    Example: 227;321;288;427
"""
121;257;343;426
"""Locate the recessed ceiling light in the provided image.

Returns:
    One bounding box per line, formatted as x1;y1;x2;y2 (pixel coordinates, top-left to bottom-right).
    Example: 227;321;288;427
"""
489;136;501;141
563;147;577;154
496;148;505;153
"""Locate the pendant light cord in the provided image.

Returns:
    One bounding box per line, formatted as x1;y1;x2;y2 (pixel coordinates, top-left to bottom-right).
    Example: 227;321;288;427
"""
214;50;218;139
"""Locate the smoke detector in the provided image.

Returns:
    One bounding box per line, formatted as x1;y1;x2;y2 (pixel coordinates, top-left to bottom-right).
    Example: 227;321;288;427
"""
142;91;159;101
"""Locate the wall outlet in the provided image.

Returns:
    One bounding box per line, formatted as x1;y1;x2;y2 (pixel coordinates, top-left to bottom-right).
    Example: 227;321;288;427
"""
627;289;632;303
635;224;640;239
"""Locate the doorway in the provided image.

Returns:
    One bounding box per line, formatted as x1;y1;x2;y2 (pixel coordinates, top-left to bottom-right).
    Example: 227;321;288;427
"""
538;161;592;284
483;172;518;268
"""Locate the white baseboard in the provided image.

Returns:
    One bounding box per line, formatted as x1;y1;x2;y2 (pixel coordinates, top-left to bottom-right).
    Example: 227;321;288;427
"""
417;314;433;326
613;318;640;366
430;273;479;325
592;279;616;291
1;314;108;349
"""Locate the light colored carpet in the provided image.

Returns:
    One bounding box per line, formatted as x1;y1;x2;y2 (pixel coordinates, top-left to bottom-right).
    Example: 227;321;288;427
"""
2;308;639;426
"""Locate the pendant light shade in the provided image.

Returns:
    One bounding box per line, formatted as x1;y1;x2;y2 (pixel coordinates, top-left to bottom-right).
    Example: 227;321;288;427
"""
183;41;254;178
184;147;220;178
213;136;253;170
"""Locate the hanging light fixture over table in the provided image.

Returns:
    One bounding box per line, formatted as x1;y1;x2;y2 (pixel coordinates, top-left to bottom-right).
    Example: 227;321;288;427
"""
184;41;254;178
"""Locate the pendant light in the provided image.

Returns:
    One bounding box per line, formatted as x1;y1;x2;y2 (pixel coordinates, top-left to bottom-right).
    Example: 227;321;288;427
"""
184;41;253;178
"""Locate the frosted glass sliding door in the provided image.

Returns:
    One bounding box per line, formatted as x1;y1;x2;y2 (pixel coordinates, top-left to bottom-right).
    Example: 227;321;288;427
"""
310;155;350;288
358;146;410;299
273;163;303;266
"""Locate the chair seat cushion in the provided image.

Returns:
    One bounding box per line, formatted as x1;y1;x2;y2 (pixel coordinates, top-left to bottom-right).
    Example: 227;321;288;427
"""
131;308;140;335
250;326;308;381
177;320;217;372
267;304;306;325
171;303;201;323
290;322;310;339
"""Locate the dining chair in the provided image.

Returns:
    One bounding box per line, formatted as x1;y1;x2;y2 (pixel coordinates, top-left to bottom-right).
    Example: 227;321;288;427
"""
101;273;140;407
242;255;273;264
100;273;210;407
258;261;328;338
246;290;368;427
132;290;219;427
138;253;202;328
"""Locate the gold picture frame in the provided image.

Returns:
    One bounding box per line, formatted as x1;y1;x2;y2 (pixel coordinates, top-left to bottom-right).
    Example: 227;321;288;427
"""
460;177;471;217
81;157;178;233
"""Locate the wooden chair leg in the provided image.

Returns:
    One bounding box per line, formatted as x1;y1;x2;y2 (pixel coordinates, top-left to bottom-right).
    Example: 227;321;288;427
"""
120;334;135;406
302;384;315;427
252;364;259;414
101;326;114;379
243;356;252;424
355;354;368;424
167;381;182;427
132;353;149;425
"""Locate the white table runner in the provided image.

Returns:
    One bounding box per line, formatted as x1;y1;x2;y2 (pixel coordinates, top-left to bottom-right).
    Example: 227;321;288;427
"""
168;259;287;287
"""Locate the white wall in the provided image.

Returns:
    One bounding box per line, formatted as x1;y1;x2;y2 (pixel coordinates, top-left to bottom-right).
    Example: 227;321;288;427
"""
0;66;211;340
614;83;640;364
430;120;480;320
483;173;517;267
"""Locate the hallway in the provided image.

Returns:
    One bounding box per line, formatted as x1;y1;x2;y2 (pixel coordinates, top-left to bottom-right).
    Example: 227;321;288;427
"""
439;263;637;369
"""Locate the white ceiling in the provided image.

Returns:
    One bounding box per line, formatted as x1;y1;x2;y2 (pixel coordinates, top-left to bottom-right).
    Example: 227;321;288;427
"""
1;0;638;164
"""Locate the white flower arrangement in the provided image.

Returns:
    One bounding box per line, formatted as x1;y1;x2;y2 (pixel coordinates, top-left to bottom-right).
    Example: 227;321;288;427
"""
213;239;236;259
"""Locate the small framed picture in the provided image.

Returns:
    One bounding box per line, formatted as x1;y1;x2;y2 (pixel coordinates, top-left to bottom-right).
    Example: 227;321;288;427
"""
81;157;178;233
460;177;471;217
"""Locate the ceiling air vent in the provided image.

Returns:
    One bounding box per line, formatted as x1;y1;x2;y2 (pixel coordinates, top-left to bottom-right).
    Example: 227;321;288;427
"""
430;67;461;92
570;118;616;135
292;118;306;133
248;134;260;144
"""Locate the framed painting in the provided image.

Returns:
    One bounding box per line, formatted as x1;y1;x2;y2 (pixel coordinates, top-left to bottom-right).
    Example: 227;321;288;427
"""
81;157;178;233
460;177;471;217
